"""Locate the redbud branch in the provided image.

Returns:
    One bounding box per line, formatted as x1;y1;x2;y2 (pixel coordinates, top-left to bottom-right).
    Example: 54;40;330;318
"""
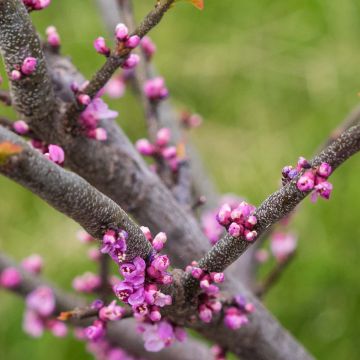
0;0;57;126
195;123;360;274
0;89;12;106
0;126;153;261
255;251;297;298
65;0;175;122
41;52;313;360
0;252;210;360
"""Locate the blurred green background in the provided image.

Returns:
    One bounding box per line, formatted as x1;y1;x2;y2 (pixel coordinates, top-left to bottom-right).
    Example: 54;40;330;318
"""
1;0;360;359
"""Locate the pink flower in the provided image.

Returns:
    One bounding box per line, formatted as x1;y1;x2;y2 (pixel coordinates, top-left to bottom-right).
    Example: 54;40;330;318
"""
10;69;22;81
23;310;44;337
143;77;169;101
77;94;91;105
47;144;65;165
85;320;105;342
0;267;21;288
26;286;55;317
87;127;108;141
297;171;315;192
151;255;170;272
135;139;155;156
94;37;110;56
47;320;68;337
228;222;242;237
123;54;140;69
125;35;140;49
217;203;232;225
156;128;171;147
141;36;157;59
317;162;332;178
99;300;125;321
312;180;333;202
21;57;37;75
224;307;249;330
21;254;43;274
104;75;126;98
80;98;118;129
152;232;167;252
46;26;61;47
115;23;129;41
270;232;297;262
13;120;29;135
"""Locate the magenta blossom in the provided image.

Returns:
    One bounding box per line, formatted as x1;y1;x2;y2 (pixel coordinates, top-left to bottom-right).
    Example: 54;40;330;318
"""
21;254;43;274
26;286;55;317
99;300;126;321
0;267;21;288
46;26;61;47
13;120;29;135
46;144;65;165
143;77;169;101
21;57;37;75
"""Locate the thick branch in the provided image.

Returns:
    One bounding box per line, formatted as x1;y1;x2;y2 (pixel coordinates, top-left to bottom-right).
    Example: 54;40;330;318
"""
0;0;56;122
0;126;152;261
0;253;211;360
197;123;360;273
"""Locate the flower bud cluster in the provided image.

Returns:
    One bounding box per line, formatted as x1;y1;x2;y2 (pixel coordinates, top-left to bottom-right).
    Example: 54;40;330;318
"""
143;77;169;101
136;127;182;172
10;57;37;81
282;157;333;202
223;295;255;330
217;201;258;242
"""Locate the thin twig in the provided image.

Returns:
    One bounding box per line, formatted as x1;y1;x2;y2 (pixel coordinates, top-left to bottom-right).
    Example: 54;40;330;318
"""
0;90;12;106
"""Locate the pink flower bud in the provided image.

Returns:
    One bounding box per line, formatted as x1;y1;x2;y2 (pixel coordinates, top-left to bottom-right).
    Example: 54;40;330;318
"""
33;0;51;10
191;267;203;279
48;144;65;165
217;203;232;225
21;254;43;274
149;309;162;322
245;230;257;242
317;162;332;178
210;272;225;283
48;320;68;337
13;120;29;135
296;171;315;192
21;57;37;75
115;23;129;41
0;267;21;288
141;36;157;59
76;230;94;243
94;37;110;56
228;222;241;237
136;139;155;156
77;94;91;105
88;127;108;141
152;232;167;251
10;69;22;81
123;54;140;69
297;156;310;169
46;26;60;47
199;304;212;323
140;226;152;241
125;35;140;49
161;146;177;159
156;128;171;147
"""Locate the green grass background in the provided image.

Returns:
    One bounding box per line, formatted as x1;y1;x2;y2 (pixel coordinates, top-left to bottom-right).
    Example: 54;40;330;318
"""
1;0;360;359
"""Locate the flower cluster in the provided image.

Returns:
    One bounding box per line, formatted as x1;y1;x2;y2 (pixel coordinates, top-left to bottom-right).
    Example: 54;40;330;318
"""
75;93;118;141
186;262;224;323
98;226;185;352
201;195;242;245
46;26;61;48
224;295;254;330
23;286;67;338
282;157;333;202
143;77;169;101
22;0;51;11
30;140;65;165
84;300;127;342
217;201;258;241
136;127;182;172
10;57;37;81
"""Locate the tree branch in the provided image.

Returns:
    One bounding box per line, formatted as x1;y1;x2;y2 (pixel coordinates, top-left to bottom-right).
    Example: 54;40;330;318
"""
0;89;12;106
0;126;152;261
0;252;211;360
196;123;360;274
0;0;57;126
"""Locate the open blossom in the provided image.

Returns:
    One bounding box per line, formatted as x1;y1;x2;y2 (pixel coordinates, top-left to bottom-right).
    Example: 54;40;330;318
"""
270;232;297;262
0;267;21;288
26;287;55;317
143;77;169;101
21;254;43;274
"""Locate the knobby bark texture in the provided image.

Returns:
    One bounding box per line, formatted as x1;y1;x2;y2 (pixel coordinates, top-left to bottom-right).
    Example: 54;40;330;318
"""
0;127;152;261
0;253;212;360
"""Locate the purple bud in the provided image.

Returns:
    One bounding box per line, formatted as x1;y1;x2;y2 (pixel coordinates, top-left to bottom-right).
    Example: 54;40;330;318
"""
13;120;29;135
297;156;310;169
115;23;129;41
94;37;110;56
21;57;37;75
288;169;299;179
125;35;141;49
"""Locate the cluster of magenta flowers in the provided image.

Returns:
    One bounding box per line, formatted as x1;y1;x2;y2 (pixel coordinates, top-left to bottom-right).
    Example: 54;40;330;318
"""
93;23;140;70
10;57;37;81
71;80;119;141
186;262;224;324
223;295;255;330
99;227;186;352
22;0;51;11
282;157;333;202
136;127;182;172
217;201;258;242
201;195;242;245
